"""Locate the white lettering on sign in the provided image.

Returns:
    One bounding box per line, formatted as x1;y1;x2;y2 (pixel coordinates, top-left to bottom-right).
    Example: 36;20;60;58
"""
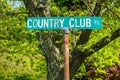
69;18;91;27
38;19;43;28
27;19;65;29
43;19;48;28
33;19;37;28
27;18;94;29
49;19;53;28
27;19;32;28
80;19;85;27
86;18;91;27
54;19;59;27
69;19;74;27
59;19;64;27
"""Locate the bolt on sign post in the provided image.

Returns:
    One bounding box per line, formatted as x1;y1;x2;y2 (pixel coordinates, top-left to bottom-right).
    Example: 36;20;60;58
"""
26;17;102;80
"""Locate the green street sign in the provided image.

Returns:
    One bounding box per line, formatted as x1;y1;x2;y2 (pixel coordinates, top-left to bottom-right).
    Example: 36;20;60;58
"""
26;17;102;30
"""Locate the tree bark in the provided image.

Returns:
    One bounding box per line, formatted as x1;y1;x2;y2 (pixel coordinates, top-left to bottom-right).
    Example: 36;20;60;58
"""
23;0;65;79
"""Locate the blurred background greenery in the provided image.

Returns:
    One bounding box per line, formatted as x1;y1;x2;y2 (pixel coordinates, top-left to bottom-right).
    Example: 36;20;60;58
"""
0;0;120;80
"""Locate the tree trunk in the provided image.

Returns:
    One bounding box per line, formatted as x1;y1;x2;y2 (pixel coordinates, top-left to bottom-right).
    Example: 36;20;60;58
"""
23;0;65;79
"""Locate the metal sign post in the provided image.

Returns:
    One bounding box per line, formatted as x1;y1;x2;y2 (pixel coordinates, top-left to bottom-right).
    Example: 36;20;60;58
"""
63;28;69;80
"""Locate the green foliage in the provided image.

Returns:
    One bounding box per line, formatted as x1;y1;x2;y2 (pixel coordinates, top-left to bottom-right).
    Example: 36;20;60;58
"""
0;0;120;80
0;1;46;79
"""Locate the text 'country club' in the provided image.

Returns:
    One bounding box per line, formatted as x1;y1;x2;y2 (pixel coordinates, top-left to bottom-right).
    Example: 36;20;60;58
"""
27;18;91;28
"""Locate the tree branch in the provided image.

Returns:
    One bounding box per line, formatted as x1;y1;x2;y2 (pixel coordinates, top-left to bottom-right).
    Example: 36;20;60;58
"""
76;0;105;46
101;4;120;20
76;30;92;45
85;28;120;56
73;28;120;59
100;0;116;16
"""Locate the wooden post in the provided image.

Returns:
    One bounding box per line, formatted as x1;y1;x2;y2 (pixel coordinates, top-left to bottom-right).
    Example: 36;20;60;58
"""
63;28;69;80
